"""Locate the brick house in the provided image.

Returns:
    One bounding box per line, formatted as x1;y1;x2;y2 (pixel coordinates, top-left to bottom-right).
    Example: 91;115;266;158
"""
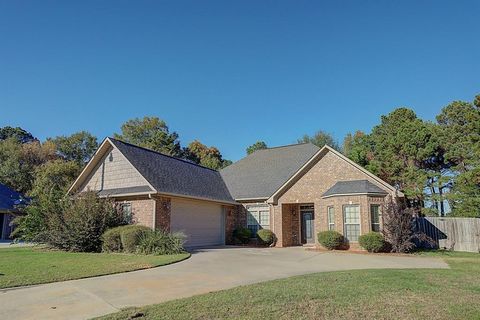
69;138;403;248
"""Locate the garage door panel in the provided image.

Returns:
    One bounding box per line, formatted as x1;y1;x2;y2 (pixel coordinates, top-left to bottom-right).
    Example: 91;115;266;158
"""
171;198;224;247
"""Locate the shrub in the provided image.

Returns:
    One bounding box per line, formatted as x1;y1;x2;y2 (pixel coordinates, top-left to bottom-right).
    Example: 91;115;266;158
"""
102;226;124;252
137;230;186;255
317;230;344;250
256;229;276;246
233;228;252;244
120;225;151;253
45;191;125;252
359;232;386;252
382;199;433;253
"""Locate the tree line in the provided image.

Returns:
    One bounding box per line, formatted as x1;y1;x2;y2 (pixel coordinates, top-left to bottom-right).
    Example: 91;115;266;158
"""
246;93;480;218
1;92;479;218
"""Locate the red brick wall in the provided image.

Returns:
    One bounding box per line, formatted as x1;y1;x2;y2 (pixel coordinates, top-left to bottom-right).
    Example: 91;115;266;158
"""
225;205;247;244
154;196;171;232
130;198;155;229
116;196;172;231
273;151;394;248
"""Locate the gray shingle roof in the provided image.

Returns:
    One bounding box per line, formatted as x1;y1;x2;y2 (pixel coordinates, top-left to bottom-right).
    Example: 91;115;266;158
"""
0;183;28;212
220;143;320;199
322;180;388;198
109;138;235;203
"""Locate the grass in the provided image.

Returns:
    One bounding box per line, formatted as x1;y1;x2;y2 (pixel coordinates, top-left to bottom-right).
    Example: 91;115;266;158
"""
0;247;190;289
99;250;480;320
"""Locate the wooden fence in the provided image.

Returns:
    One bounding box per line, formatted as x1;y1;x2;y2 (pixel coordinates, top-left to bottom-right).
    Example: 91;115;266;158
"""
415;217;480;253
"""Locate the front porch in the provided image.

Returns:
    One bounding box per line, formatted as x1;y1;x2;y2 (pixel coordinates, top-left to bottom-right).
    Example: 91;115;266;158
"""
274;203;316;247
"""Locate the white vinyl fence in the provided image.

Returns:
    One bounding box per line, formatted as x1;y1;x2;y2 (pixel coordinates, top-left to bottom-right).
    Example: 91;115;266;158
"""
415;217;480;253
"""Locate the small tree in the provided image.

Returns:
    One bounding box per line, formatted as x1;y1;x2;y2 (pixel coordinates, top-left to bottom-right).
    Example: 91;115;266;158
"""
382;198;430;253
48;192;125;252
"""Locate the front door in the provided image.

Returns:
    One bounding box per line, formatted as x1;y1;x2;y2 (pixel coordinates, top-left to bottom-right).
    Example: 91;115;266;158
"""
300;205;315;244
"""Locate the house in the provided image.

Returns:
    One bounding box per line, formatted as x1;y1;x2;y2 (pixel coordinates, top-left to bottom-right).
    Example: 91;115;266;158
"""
69;138;403;248
0;184;27;241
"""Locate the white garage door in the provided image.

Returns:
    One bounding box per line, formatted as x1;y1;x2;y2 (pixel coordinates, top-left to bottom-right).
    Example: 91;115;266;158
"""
171;198;225;247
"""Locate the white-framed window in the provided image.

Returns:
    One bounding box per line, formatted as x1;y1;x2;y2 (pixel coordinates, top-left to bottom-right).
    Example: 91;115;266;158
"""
343;205;360;242
327;206;335;231
370;204;381;232
121;203;132;223
247;207;270;236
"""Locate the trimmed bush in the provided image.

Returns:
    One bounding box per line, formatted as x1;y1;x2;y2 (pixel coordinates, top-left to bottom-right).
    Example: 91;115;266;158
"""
101;226;124;252
317;230;344;250
359;232;386;253
120;225;151;253
233;228;252;244
137;230;186;255
257;229;276;246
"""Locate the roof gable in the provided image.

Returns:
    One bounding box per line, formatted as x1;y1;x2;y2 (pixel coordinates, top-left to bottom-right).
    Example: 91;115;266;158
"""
70;138;234;204
110;138;234;203
268;145;402;203
220;143;320;200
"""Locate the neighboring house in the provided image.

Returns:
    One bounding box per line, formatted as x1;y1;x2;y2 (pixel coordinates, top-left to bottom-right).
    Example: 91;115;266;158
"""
0;184;27;241
69;138;403;248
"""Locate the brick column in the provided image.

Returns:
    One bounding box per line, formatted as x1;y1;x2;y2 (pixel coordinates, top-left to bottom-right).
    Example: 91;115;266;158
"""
155;196;171;232
273;205;283;247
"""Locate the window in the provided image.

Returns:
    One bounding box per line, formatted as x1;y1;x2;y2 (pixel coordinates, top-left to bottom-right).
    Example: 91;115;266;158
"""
247;207;270;236
343;205;360;242
121;203;132;223
327;206;335;231
370;205;381;232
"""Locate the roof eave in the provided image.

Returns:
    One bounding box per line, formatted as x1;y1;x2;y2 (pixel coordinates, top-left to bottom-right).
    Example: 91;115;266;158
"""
235;197;269;203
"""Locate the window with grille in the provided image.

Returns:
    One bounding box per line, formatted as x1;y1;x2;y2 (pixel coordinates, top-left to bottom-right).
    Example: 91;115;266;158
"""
370;204;381;232
327;206;335;231
343;205;360;242
247;208;270;236
121;203;132;223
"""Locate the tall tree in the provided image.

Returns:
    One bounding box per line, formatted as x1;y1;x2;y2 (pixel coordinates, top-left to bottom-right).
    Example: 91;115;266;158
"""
436;95;480;217
184;140;230;170
346;108;439;212
372;109;440;210
114;117;182;157
298;130;339;150
448;168;480;217
12;160;81;241
343;131;372;167
0;126;36;143
48;131;98;165
0;139;56;194
246;141;267;155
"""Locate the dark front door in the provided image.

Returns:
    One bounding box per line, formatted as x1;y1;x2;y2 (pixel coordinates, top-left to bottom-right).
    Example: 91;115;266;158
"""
301;210;314;244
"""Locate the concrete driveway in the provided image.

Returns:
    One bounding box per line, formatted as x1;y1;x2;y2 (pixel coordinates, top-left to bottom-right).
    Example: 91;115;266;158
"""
0;246;448;320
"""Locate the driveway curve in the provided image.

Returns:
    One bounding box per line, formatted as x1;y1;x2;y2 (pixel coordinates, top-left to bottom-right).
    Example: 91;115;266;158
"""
0;246;447;320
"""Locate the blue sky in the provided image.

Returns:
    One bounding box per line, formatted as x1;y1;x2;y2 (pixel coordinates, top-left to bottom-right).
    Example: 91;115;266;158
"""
1;1;479;161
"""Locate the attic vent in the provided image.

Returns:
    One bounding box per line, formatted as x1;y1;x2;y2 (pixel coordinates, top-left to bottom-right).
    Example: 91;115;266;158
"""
108;152;114;162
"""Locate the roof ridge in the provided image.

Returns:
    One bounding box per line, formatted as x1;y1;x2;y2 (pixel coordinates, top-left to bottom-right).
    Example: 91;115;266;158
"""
108;137;220;173
259;142;317;151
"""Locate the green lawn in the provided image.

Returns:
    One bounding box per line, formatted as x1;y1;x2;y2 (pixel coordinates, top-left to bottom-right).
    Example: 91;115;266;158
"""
0;247;190;289
99;251;480;320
